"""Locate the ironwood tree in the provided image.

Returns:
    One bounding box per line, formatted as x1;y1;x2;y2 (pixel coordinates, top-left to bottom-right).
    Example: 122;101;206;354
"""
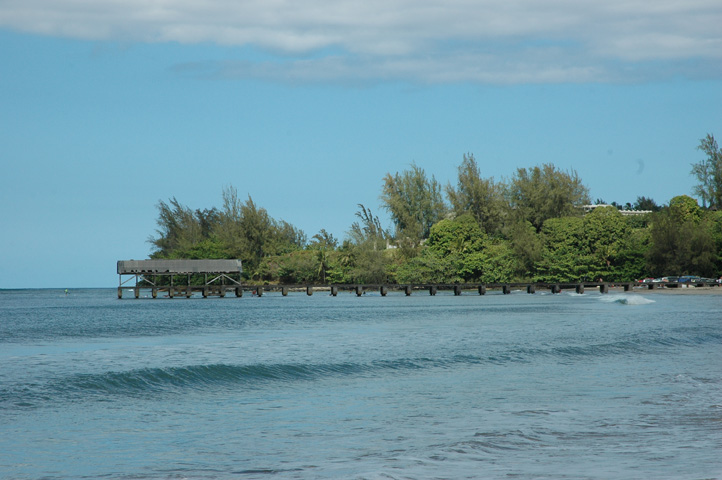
381;163;447;249
691;133;722;208
446;154;505;236
507;163;590;231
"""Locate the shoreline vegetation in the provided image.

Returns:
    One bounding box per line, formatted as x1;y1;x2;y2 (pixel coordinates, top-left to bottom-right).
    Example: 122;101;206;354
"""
147;135;722;286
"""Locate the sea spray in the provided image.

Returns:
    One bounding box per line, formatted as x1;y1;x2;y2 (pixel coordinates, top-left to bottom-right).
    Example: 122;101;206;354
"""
599;294;655;305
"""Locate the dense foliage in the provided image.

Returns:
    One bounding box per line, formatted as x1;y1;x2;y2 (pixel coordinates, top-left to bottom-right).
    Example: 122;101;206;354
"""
149;136;722;284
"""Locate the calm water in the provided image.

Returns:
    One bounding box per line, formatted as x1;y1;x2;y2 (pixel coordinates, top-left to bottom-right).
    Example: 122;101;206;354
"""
1;288;720;480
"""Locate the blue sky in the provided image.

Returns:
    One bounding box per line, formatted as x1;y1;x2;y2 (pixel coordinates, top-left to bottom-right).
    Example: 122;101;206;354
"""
1;0;721;288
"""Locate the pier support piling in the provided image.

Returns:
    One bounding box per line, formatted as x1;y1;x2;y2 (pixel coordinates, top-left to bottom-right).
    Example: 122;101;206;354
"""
600;284;609;294
576;284;584;294
429;286;437;296
502;285;511;295
355;285;363;297
454;285;462;296
404;285;412;296
380;285;388;296
331;286;338;296
478;285;486;295
306;286;313;296
527;285;536;294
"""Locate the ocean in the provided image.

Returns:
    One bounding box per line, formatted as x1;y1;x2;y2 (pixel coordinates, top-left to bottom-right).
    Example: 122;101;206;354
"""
1;288;720;479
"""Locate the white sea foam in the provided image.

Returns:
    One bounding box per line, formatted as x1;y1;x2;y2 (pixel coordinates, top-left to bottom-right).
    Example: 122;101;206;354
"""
600;294;655;305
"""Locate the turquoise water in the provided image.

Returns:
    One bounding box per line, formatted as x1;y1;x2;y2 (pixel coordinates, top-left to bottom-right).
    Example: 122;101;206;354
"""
1;288;721;479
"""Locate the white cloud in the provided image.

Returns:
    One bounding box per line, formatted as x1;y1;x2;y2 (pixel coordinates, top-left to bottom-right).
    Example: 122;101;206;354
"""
1;0;721;83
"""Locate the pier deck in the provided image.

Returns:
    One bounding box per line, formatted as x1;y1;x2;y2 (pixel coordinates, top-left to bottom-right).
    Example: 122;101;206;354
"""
116;280;717;299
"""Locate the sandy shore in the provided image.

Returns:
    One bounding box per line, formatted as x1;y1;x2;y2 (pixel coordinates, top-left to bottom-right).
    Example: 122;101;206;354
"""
613;285;722;295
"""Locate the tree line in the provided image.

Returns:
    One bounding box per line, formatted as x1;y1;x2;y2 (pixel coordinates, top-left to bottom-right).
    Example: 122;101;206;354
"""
149;134;722;284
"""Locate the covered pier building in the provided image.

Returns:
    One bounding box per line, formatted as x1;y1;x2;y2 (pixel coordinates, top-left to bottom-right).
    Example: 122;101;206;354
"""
117;259;243;298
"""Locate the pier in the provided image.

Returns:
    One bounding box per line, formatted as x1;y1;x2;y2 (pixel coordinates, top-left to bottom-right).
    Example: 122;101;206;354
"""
117;259;243;299
214;281;714;297
118;260;717;299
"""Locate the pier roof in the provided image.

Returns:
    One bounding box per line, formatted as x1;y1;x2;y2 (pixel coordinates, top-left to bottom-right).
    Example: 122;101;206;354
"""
117;259;242;274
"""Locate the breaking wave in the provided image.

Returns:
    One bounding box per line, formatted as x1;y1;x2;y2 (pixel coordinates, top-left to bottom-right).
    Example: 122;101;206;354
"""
600;294;655;305
4;327;719;410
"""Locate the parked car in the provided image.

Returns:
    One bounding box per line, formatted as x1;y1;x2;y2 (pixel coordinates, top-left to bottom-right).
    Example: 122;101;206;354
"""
678;275;701;283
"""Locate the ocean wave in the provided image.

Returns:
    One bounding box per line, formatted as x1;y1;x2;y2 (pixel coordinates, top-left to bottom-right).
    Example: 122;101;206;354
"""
68;362;361;394
599;294;655;305
0;360;424;408
3;329;717;409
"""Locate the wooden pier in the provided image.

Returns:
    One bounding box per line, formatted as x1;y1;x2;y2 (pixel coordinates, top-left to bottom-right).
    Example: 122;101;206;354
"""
118;260;717;299
210;281;712;297
117;259;243;299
